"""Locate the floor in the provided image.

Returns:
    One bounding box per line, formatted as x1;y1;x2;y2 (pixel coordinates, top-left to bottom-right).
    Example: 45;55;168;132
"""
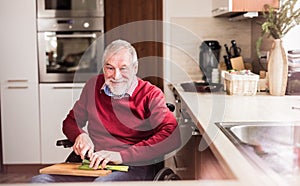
0;173;36;183
0;164;48;183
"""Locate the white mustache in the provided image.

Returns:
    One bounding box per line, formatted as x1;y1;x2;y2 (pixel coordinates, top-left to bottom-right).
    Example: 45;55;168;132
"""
109;79;126;83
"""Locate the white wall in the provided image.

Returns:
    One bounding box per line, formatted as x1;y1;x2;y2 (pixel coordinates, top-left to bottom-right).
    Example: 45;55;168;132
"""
163;0;213;89
164;0;212;19
282;2;300;51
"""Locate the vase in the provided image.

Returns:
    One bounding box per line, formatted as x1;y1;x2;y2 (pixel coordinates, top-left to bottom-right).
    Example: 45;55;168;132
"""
267;39;288;96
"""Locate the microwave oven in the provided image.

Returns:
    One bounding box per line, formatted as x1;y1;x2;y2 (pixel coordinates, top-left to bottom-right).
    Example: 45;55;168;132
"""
37;0;104;18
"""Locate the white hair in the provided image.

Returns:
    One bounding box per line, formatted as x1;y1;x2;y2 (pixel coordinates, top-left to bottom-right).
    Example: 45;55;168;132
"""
102;39;138;65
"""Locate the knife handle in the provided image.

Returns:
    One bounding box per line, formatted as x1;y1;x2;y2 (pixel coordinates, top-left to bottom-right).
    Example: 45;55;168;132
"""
223;55;233;70
231;40;241;57
224;44;232;58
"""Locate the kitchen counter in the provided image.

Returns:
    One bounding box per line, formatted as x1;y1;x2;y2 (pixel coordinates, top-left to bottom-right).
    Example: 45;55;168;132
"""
169;83;300;186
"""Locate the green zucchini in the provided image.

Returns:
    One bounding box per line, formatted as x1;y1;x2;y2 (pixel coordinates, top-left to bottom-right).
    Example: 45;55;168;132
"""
79;159;129;172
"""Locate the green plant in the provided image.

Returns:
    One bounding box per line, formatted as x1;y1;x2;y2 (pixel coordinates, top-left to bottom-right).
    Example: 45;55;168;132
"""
256;0;300;56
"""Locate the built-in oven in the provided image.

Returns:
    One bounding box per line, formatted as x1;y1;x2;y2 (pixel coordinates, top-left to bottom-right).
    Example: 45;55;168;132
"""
37;18;104;83
37;0;104;18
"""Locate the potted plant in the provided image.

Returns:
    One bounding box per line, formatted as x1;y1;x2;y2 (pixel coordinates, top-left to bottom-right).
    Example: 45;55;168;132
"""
256;0;300;96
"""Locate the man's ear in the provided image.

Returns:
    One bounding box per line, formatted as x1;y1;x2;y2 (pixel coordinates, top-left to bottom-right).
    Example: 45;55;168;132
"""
133;62;138;74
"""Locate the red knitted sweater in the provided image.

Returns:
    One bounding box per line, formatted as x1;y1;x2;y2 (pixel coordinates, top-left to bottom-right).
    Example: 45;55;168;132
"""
62;74;180;165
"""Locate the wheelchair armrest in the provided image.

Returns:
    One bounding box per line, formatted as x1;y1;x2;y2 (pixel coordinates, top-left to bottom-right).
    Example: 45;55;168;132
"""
56;139;74;148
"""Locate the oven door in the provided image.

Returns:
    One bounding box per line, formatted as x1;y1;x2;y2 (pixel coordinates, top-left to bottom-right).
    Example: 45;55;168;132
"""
37;0;104;18
38;31;103;83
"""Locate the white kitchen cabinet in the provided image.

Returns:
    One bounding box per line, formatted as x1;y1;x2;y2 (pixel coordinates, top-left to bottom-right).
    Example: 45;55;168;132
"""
0;0;38;83
1;83;40;164
39;83;84;164
212;0;279;17
0;0;40;163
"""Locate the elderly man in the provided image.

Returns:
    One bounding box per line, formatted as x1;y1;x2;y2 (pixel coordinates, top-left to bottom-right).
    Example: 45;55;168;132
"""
31;39;180;183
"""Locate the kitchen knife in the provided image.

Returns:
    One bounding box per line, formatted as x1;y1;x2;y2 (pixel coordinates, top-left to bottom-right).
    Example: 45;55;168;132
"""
223;55;233;70
230;40;241;57
224;44;232;58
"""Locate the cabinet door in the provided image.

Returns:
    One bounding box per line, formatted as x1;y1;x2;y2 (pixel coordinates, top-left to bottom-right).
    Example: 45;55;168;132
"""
1;83;40;164
0;0;40;164
212;0;279;16
39;84;83;164
0;0;38;83
104;0;163;90
232;0;279;12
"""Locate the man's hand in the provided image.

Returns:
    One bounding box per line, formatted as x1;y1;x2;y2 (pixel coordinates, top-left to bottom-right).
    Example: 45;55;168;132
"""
89;150;123;170
73;133;94;160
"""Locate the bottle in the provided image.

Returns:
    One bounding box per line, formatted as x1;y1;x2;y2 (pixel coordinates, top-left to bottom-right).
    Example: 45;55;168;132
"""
211;68;220;84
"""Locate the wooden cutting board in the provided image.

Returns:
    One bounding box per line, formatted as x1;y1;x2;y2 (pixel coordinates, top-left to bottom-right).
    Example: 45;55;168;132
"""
39;163;112;177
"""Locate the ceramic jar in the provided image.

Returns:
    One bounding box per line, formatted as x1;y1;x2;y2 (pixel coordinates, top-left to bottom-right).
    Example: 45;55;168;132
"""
267;39;288;96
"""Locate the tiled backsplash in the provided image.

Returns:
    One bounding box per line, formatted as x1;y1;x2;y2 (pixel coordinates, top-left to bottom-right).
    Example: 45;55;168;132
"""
169;17;252;83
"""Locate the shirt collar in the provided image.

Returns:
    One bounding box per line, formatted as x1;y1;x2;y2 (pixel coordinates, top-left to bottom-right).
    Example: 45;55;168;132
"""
101;76;138;98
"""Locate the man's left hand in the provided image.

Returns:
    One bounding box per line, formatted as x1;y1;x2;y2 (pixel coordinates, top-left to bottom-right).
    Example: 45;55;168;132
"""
88;150;123;170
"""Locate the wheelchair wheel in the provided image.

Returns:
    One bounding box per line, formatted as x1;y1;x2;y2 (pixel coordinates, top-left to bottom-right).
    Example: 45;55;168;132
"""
153;167;181;181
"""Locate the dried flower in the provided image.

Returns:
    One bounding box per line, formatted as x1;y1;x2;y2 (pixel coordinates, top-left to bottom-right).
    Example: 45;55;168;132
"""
256;0;300;56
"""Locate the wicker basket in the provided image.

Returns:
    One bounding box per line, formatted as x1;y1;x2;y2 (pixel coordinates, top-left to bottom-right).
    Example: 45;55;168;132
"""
225;72;259;96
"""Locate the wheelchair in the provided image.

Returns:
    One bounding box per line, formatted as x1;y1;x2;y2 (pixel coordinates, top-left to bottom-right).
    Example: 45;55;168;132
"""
56;103;181;181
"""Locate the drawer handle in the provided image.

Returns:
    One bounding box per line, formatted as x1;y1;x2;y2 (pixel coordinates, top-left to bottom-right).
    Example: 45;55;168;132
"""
52;87;83;89
7;79;28;83
7;86;28;89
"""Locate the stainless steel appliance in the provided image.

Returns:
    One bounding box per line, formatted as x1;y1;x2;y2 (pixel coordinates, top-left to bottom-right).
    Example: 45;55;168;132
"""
37;18;104;83
37;0;104;18
37;0;104;83
199;40;221;83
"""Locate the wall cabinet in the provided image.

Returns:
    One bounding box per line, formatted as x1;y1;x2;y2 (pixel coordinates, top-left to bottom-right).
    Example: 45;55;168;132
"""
0;0;40;164
39;84;83;164
212;0;279;17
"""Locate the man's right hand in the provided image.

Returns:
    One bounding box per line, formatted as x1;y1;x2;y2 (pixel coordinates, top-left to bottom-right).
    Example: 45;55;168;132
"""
73;133;94;160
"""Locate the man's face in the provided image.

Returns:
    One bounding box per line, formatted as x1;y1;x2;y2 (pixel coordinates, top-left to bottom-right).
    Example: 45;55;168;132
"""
103;49;138;96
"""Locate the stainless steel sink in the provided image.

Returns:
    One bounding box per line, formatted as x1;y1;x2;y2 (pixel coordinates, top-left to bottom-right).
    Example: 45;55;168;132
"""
215;121;300;177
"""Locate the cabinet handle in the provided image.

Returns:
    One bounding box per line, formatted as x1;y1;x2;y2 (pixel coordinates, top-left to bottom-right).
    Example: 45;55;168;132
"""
212;7;228;13
192;130;201;136
52;87;83;89
7;86;28;89
51;34;99;38
7;79;28;83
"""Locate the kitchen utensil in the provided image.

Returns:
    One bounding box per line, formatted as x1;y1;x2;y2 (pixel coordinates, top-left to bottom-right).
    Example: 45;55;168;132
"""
39;163;112;177
223;55;233;70
230;40;241;57
224;44;232;58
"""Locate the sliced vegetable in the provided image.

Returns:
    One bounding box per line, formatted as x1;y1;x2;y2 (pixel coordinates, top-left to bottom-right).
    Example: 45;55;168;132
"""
79;159;129;172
